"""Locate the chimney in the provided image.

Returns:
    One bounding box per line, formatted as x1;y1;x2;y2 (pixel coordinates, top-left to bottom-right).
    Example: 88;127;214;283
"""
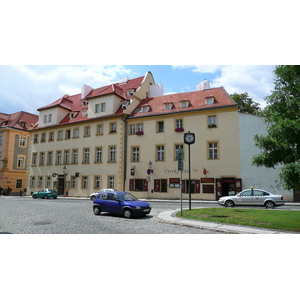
82;84;93;99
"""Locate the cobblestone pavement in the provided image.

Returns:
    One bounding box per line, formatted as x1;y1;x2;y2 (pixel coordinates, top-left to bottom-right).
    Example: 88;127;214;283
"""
0;196;219;234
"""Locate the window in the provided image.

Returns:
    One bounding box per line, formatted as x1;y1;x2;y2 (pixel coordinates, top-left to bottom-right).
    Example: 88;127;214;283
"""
208;116;217;128
180;100;189;108
33;134;38;143
0;135;3;145
110;123;116;133
97;124;103;135
16;179;22;189
137;123;143;132
82;176;88;188
82;109;88;117
84;126;91;137
164;103;173;110
46;176;51;187
56;151;62;164
132;147;139;162
95;147;102;163
73;128;79;138
38;176;43;187
175;119;183;131
109;146;116;162
94;176;101;189
19;136;26;147
32;153;37;165
83;148;90;163
41;133;46;142
108;176;115;189
157;145;165;161
129;124;136;135
129;179;148;192
71;176;76;188
17;156;25;168
47;151;53;165
157;121;164;133
141;105;150;113
43;115;47;123
39;152;45;165
205;97;215;105
154;179;168;192
49;132;54;141
101;103;106;112
65;129;71;139
64;150;70;164
208;142;218;159
95;103;100;113
58;131;63;140
30;176;36;187
48;114;52;122
72;149;78;164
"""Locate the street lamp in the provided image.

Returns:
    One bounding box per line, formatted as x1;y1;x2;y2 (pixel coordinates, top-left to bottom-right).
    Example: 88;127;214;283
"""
148;161;153;173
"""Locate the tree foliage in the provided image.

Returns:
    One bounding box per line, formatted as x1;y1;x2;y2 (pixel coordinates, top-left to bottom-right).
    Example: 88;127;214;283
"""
230;92;261;114
252;65;300;190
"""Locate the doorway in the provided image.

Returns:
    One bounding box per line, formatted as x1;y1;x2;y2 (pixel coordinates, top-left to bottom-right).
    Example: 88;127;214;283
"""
57;177;65;195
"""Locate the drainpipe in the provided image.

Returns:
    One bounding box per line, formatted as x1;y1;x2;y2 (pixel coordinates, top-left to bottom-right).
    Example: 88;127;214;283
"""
122;115;129;191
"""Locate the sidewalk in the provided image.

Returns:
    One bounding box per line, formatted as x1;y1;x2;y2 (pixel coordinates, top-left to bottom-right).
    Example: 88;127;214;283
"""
154;207;297;234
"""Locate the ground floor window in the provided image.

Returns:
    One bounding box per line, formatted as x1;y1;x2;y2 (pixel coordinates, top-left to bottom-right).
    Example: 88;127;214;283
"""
16;179;22;189
129;179;148;191
154;179;168;192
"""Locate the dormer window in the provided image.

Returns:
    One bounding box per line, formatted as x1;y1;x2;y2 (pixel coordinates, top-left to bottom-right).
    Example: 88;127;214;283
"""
82;109;88;117
82;100;88;106
180;100;190;109
69;112;77;119
205;96;215;105
164;102;173;111
141;105;150;113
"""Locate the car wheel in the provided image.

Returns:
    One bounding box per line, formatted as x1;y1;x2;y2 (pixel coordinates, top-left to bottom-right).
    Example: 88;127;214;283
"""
91;196;95;201
124;209;132;219
265;201;275;209
32;195;36;199
225;200;235;208
93;206;101;215
45;195;49;199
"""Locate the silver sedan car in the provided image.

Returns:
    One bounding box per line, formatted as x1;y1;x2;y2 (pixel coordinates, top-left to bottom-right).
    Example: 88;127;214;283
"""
218;189;284;209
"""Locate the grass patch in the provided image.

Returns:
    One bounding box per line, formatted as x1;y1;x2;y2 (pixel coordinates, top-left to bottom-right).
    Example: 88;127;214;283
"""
176;207;300;232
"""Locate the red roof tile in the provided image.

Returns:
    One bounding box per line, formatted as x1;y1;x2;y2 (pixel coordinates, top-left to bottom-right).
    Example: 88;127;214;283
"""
130;87;236;118
0;111;39;130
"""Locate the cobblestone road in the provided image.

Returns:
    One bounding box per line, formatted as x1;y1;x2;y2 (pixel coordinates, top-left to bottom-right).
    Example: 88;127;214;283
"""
0;196;218;234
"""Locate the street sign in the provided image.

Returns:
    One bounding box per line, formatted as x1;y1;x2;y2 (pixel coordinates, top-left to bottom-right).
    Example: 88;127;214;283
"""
178;160;184;171
176;147;184;160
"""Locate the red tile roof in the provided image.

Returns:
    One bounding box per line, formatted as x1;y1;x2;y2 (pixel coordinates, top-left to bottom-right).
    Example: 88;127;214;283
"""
37;76;145;125
129;87;236;118
0;111;39;130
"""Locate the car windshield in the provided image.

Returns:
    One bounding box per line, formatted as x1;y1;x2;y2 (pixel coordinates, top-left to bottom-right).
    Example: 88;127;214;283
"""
48;189;56;193
119;192;138;201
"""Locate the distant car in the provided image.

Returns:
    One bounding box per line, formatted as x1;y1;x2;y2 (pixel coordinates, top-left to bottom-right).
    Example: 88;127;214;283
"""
218;189;284;209
89;188;119;200
32;189;58;199
93;191;151;218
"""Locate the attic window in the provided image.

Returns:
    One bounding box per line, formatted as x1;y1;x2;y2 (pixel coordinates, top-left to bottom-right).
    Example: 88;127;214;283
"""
180;100;189;108
164;102;173;111
205;96;215;105
141;105;150;113
127;89;134;96
82;100;88;106
69;112;78;119
82;109;88;117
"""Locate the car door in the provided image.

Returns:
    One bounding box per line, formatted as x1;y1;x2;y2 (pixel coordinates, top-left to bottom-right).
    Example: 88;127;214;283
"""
252;190;266;205
106;193;122;214
97;193;108;211
237;190;253;205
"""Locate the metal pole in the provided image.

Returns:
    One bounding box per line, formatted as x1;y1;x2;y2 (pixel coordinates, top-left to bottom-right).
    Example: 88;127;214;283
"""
188;143;191;210
180;169;183;216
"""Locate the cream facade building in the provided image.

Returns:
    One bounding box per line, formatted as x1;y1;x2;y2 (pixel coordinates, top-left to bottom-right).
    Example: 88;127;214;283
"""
27;72;293;201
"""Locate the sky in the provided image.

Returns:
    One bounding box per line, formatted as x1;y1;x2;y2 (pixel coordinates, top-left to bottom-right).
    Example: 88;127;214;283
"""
0;65;276;115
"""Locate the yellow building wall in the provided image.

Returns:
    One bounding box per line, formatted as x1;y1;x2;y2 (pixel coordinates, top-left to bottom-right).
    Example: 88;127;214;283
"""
126;106;240;200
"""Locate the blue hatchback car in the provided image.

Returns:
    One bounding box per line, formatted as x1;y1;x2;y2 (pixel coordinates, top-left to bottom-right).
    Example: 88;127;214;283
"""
93;191;151;218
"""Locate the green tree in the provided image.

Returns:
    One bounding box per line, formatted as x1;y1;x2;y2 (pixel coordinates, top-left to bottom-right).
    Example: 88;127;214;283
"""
230;92;261;114
252;65;300;190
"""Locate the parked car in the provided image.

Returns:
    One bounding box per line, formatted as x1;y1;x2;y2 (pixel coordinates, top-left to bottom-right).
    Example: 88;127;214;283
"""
93;191;151;218
218;188;284;209
89;188;119;200
32;189;58;199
